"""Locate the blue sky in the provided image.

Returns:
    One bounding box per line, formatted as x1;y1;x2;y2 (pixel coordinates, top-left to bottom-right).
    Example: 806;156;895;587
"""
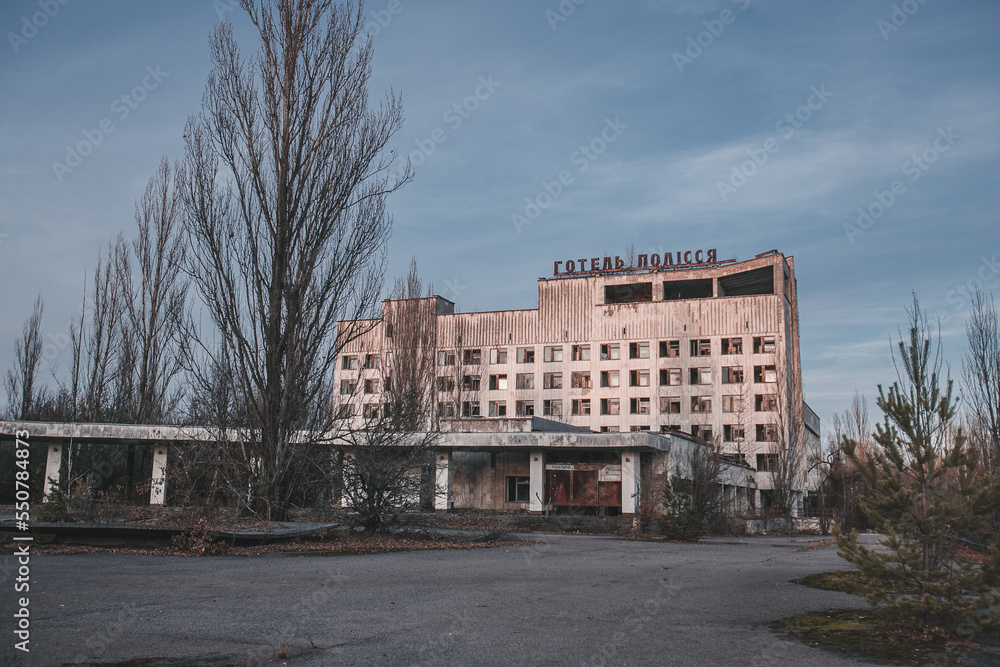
1;0;998;436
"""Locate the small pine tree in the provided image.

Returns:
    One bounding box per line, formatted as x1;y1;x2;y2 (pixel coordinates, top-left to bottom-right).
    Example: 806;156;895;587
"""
834;297;1000;636
659;468;703;541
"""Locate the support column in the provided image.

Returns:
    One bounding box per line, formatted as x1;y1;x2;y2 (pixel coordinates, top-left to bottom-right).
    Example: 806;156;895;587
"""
434;450;451;511
43;444;62;500
150;445;168;505
529;450;544;514
341;451;353;508
621;450;640;516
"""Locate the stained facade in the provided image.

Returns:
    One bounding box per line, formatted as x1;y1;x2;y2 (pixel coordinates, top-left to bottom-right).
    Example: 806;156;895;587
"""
338;249;820;510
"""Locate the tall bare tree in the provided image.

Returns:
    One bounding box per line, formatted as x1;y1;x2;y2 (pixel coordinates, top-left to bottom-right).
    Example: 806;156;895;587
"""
5;295;45;420
118;158;189;424
962;288;1000;473
182;0;409;519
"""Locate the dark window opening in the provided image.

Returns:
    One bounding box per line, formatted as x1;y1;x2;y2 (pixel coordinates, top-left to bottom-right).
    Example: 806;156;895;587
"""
605;282;653;304
663;279;712;301
718;267;774;297
506;476;530;502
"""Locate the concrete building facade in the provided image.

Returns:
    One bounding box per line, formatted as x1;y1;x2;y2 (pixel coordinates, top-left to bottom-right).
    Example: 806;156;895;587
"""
338;249;820;511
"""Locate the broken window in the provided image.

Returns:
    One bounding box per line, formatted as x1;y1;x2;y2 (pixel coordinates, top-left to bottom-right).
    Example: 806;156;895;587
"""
336;403;355;418
721;337;743;355
571;344;590;361
515;400;534;417
723;424;745;441
659;340;680;357
462;375;481;391
543;346;563;362
600;398;620;415
722;394;743;413
753;336;776;354
630;397;651;415
364;378;380;394
600;370;620;388
755;393;778;411
363;354;380;369
629;369;650;387
691;396;712;413
722;366;744;384
756;424;779;442
543;399;563;417
437;402;456;418
363;403;380;419
489;401;507;417
490;348;508;364
691;425;713;442
605;282;652;304
571;398;591;415
516;347;535;364
516;373;534;390
756;453;779;472
629;425;651;432
463;349;482;365
462;401;481;418
571;371;592;389
506;476;530;503
600;343;620;360
543;372;563;389
689;368;711;385
629;342;650;359
600;426;621;433
690;339;711;356
341;355;359;370
660;368;682;386
489;374;508;391
754;365;777;383
663;278;712;300
436;376;456;393
339;379;357;395
437;351;456;366
659;396;681;414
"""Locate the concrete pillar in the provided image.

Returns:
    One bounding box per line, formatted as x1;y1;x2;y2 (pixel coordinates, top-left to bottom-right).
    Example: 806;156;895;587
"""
434;450;451;511
43;444;62;500
529;450;544;514
150;445;168;505
622;450;640;516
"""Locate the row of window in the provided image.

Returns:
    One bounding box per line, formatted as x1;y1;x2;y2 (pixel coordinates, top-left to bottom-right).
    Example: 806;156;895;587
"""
341;337;778;372
436;394;779;419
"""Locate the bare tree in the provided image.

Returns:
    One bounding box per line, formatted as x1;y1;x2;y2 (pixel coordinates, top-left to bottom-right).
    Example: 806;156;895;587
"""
765;359;804;525
339;258;440;530
962;288;1000;474
181;0;408;519
118;158;189;424
5;295;45;420
82;244;127;422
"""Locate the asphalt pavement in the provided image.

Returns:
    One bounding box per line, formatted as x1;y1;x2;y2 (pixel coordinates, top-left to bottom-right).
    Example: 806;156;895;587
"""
2;533;877;666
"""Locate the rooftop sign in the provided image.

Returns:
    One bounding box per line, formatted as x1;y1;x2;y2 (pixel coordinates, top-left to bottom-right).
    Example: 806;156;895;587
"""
553;248;719;277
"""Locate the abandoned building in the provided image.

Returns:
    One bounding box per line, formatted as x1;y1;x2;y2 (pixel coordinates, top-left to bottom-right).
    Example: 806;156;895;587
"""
338;248;820;513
